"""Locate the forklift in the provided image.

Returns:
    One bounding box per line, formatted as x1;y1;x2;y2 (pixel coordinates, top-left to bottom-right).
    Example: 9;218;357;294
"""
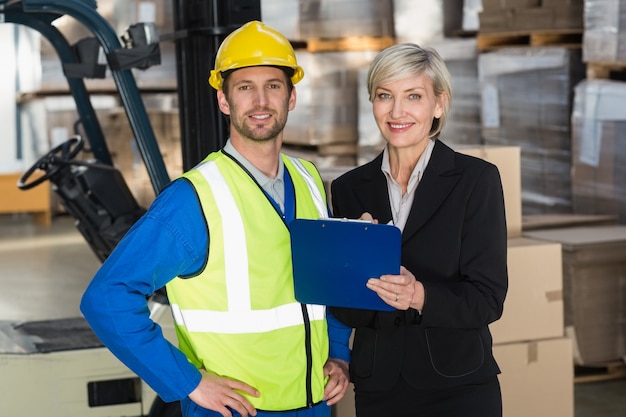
0;0;262;416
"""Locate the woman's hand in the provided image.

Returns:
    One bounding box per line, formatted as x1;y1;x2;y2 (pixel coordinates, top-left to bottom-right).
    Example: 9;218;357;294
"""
359;212;379;224
366;266;424;311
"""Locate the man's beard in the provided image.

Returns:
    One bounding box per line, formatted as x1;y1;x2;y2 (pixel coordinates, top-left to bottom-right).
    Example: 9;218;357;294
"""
231;105;289;143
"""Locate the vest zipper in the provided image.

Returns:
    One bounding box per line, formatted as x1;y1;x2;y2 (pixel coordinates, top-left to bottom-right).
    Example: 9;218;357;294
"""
301;303;314;407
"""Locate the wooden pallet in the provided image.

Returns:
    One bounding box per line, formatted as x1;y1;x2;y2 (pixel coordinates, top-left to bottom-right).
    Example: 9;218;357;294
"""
586;61;626;81
477;29;582;51
298;36;395;53
575;360;626;384
284;142;358;157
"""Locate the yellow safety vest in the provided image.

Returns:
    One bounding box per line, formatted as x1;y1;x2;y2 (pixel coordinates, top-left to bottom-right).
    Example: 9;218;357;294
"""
167;151;329;411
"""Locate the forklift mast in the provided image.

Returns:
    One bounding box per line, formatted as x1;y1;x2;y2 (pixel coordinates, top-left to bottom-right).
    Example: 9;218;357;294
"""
3;0;262;191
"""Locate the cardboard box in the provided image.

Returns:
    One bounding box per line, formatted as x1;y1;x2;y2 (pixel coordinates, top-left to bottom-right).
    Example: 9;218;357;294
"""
0;173;51;226
455;145;523;238
490;237;563;344
524;225;626;365
299;0;394;39
479;5;582;32
523;214;618;231
494;338;574;417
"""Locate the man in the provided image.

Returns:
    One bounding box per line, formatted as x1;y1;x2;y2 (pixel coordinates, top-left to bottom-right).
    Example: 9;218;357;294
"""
80;20;351;417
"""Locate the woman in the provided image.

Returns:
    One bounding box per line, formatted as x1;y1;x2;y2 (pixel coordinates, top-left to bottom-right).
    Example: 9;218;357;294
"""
330;43;508;417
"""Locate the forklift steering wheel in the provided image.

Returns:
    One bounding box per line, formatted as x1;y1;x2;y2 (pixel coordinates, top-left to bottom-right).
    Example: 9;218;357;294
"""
18;135;85;190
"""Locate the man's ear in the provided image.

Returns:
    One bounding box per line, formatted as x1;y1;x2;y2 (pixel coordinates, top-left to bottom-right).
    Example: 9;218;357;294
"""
288;86;297;111
217;90;231;115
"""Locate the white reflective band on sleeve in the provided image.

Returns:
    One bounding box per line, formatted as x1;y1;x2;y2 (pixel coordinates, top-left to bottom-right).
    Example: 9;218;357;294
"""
171;303;326;334
286;156;328;218
198;162;250;311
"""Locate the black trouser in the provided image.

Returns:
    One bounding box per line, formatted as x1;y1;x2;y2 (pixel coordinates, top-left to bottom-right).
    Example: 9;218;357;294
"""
355;376;502;417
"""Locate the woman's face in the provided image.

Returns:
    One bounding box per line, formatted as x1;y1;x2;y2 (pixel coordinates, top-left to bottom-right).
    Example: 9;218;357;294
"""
372;73;444;151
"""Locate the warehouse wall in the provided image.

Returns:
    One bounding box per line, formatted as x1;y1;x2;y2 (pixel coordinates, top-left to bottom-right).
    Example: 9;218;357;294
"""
0;24;46;174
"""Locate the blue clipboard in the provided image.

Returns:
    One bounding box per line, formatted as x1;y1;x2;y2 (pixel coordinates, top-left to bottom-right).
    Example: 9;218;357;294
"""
290;218;401;311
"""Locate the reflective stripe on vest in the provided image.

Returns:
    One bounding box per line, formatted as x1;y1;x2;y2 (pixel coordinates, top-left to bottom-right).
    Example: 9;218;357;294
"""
171;303;326;334
287;156;328;218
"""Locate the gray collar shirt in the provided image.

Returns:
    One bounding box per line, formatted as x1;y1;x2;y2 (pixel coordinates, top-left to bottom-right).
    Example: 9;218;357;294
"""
381;139;435;231
223;139;285;212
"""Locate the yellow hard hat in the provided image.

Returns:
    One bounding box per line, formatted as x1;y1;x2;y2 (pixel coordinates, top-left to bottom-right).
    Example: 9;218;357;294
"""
208;20;304;90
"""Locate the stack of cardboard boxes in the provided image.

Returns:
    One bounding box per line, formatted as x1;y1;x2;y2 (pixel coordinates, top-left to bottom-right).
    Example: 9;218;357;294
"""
524;224;626;368
460;146;574;417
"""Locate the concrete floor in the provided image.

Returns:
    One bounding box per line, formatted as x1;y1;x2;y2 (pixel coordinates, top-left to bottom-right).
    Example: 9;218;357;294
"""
575;377;626;417
1;213;625;416
0;213;101;322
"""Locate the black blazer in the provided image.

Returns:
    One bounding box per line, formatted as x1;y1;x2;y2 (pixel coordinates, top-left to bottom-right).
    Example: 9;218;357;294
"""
330;139;508;392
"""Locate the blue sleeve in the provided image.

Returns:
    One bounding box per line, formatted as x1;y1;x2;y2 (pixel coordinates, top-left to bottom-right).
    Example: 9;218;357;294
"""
327;309;351;363
80;179;207;402
325;194;352;362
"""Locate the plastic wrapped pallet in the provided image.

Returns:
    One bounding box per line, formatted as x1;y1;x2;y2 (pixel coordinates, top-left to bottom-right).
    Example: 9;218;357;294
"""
261;0;300;41
436;38;482;147
299;0;394;39
285;50;378;150
583;0;626;63
462;0;483;32
478;47;585;215
571;79;626;223
393;0;444;44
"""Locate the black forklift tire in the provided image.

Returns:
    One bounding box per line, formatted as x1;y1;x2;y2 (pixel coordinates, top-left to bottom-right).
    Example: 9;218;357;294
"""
148;397;182;417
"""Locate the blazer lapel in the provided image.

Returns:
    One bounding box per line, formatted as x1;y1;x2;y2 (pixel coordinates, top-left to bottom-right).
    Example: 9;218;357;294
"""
351;153;394;224
402;140;461;242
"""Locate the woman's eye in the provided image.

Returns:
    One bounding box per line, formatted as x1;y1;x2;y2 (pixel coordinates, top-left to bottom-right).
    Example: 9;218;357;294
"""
409;94;420;100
